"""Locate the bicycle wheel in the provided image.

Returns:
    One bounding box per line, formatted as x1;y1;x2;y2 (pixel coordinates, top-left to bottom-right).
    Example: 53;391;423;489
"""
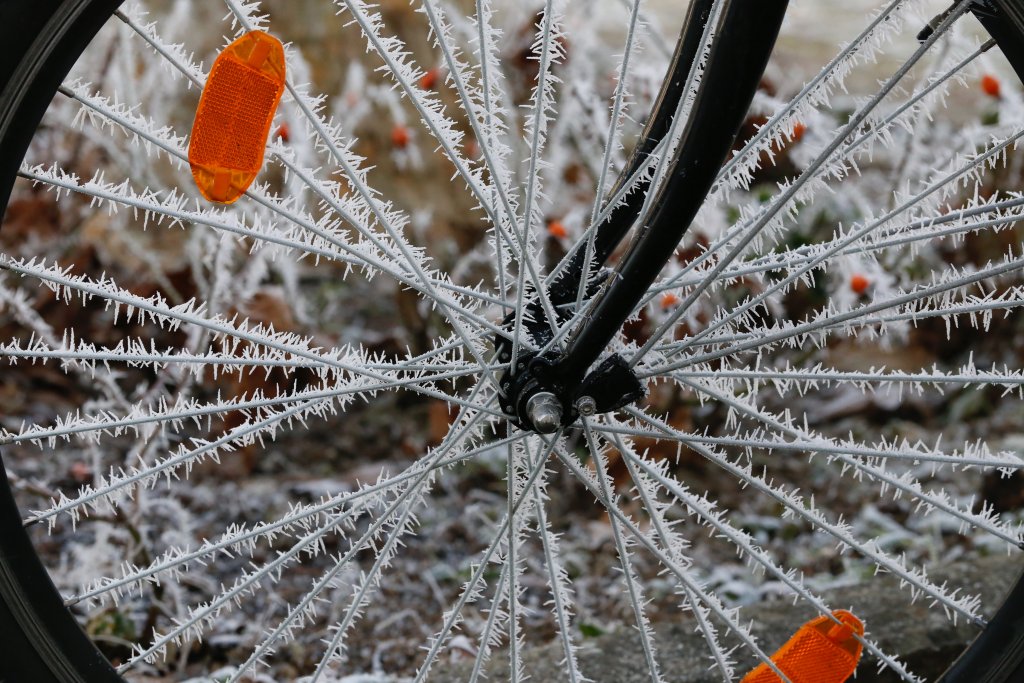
2;0;1024;681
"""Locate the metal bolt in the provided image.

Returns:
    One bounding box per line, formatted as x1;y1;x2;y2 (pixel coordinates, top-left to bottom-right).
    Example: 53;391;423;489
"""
575;395;597;417
525;392;562;434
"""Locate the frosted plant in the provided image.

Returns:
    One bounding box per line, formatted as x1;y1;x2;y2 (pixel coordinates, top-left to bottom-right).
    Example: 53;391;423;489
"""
2;0;1024;681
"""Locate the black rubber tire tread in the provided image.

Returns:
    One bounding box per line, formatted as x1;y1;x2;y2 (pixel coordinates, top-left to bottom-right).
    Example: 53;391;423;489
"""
0;1;1023;682
0;3;127;681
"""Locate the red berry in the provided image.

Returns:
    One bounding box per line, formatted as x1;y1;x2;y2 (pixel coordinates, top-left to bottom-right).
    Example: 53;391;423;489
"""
850;274;870;295
69;461;92;484
419;66;441;91
660;292;680;309
981;74;1001;98
391;124;410;149
547;219;567;239
791;122;807;142
273;123;290;143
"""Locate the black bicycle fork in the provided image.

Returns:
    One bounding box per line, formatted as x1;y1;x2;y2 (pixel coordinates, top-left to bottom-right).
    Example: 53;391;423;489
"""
500;0;790;433
502;0;1024;437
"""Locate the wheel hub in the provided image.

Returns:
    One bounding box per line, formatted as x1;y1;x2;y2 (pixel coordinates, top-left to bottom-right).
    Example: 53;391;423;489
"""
495;335;645;435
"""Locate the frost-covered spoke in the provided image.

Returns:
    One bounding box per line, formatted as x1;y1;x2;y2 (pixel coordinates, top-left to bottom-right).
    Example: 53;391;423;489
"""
0;279;134;410
655;282;1024;354
31;397;330;528
0;256;501;416
69;429;519;608
630;1;974;364
2;357;484;451
644;193;1024;306
646;251;1024;375
674;363;1024;400
511;0;567;367
471;0;515;304
123;487;389;670
610;433;736;681
417;0;520;306
676;378;1024;551
531;479;582;682
325;0;500;221
25;375;500;527
468;560;511;683
582;421;663;683
0;338;482;379
120;389;496;673
840;39;995;158
241;395;498;681
713;0;910;197
554;439;787;681
597;416;1024;471
606;417;920;681
623;407;989;628
658;129;1024;361
412;435;556;683
574;0;645;312
266;156;512;327
112;6;207;88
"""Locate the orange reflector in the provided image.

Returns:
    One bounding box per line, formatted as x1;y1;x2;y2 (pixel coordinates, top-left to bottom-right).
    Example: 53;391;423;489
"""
741;610;864;683
189;31;286;204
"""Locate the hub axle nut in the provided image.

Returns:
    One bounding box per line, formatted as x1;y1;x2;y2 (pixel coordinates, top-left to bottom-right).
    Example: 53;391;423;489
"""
575;395;597;417
525;392;562;434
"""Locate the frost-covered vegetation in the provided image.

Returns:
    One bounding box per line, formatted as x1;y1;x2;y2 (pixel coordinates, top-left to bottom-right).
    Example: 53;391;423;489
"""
2;0;1024;680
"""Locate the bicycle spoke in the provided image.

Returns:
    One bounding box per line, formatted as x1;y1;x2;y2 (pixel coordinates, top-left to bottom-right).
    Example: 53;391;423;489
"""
69;412;513;609
676;377;1024;551
623;406;988;628
712;0;908;198
629;1;975;365
418;0;520;309
598;416;1024;471
658;129;1024;362
582;420;664;683
510;0;567;367
606;416;920;681
554;439;788;682
611;433;736;682
645;194;1024;305
412;434;556;683
575;0;646;312
645;248;1024;376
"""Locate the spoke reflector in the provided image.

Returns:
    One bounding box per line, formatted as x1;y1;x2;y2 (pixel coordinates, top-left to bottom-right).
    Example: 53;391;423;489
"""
189;31;286;204
741;610;864;683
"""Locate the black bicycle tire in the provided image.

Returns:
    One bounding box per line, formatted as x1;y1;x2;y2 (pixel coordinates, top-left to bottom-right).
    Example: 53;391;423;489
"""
0;2;127;681
0;2;1023;681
